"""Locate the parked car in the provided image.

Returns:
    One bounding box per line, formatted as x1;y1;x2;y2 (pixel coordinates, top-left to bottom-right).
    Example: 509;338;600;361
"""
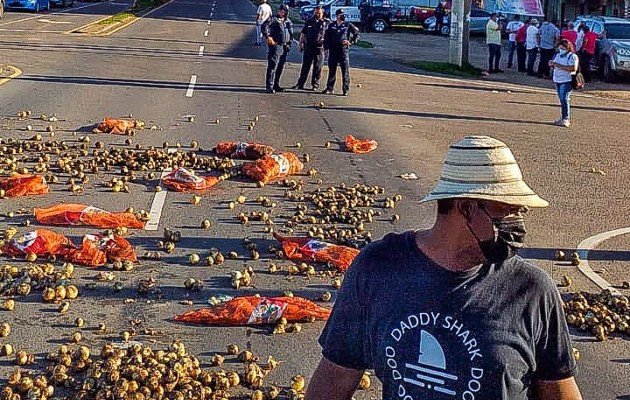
423;8;506;36
50;0;75;7
300;0;401;33
4;0;50;12
575;15;630;82
284;0;316;7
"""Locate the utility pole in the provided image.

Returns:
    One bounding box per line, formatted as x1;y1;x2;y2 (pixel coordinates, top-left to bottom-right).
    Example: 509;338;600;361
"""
449;0;472;66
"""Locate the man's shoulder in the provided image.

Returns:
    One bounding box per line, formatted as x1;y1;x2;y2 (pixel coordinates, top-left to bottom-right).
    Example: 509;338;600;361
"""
502;256;558;290
357;231;413;263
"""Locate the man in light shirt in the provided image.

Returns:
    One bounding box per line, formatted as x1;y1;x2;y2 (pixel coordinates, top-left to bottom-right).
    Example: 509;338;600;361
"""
486;13;503;73
526;18;540;76
505;15;524;68
537;19;560;78
255;0;273;45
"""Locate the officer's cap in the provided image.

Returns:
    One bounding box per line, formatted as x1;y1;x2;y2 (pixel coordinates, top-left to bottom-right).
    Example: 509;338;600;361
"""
278;4;289;12
335;8;345;15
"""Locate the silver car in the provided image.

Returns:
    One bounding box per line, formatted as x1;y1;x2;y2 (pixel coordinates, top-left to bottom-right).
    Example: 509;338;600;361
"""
423;9;506;36
576;16;630;82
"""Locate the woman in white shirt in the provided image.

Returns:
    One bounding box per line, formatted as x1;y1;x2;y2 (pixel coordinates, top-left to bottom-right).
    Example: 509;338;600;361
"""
548;39;579;128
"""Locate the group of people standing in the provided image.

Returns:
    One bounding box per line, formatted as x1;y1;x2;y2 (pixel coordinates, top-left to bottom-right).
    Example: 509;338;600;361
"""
254;0;360;95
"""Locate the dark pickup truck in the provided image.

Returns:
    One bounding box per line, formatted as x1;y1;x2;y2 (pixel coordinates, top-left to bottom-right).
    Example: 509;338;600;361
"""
300;0;401;33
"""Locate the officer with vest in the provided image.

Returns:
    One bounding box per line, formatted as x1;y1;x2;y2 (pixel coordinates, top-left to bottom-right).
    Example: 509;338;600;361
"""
262;4;294;93
322;9;359;96
292;6;330;91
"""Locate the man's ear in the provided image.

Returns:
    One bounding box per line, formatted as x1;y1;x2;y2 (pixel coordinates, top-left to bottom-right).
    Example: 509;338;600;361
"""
456;199;475;221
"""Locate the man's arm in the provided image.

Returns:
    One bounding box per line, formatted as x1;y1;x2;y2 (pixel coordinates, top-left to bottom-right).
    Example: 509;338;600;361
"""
536;376;582;400
304;357;363;400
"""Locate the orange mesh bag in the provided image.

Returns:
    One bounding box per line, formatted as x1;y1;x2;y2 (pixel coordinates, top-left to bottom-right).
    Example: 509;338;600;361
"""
97;118;137;134
162;168;220;192
34;204;145;229
0;174;49;197
1;229;74;257
215;141;274;159
174;296;331;326
242;153;304;183
274;233;360;272
67;234;137;267
345;134;378;154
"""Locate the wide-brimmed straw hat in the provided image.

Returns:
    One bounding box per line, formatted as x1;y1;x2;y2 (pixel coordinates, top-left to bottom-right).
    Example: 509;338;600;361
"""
420;135;549;208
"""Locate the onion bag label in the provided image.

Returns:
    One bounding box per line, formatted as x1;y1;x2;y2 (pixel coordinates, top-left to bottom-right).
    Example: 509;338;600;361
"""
247;298;288;324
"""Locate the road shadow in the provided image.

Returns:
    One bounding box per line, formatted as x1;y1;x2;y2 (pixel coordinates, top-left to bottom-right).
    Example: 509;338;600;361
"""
294;105;555;126
415;82;532;94
506;100;630;114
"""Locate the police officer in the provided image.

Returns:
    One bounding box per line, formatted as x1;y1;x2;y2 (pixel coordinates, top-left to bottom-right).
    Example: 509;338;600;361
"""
262;4;294;93
359;0;372;33
322;9;359;96
292;6;330;91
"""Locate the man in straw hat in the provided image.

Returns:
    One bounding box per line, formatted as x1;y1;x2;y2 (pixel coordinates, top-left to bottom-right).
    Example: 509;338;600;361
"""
306;136;582;400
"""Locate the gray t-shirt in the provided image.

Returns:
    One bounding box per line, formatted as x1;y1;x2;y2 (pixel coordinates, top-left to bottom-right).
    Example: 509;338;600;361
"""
539;22;560;49
319;231;576;400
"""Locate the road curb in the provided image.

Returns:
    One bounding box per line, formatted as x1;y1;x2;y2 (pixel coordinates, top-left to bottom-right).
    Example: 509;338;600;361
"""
0;65;23;86
576;227;630;295
64;0;172;36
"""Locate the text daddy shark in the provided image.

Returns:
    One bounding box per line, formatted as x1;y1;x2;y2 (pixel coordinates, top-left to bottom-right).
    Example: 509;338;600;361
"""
385;312;484;399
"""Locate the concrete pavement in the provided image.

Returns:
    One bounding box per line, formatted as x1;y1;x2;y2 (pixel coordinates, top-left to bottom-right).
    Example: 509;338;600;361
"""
0;0;629;398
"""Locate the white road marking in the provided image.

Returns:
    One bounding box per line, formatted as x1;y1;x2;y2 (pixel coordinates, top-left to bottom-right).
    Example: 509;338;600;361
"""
576;227;630;294
0;1;115;27
204;29;208;36
36;19;72;24
207;19;211;24
198;45;204;56
145;148;178;231
185;75;197;97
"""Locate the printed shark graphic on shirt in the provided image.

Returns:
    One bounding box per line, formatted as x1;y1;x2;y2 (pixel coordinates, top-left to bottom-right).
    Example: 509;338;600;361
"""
404;330;459;396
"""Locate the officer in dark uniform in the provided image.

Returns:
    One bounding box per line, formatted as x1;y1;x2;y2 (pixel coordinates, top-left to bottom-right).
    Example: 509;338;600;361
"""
262;4;294;93
293;6;330;91
434;1;445;35
359;0;372;33
322;9;359;96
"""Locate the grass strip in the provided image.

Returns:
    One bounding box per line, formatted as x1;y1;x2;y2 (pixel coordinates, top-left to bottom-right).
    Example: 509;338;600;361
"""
99;0;169;25
354;40;374;48
400;60;482;77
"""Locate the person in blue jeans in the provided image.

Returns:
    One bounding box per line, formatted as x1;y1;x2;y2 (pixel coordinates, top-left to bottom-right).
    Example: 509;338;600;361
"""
549;39;578;127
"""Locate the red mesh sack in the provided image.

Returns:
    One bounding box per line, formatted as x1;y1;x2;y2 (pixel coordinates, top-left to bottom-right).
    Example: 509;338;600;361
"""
1;229;74;257
174;296;331;326
97;118;137;134
66;234;137;267
345;134;378;154
0;174;49;197
162;168;219;192
242;153;303;183
274;233;360;272
35;204;145;229
215;141;274;159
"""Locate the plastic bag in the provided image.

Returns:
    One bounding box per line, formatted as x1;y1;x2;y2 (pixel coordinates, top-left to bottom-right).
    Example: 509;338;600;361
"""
274;233;360;272
345;134;378;154
66;234;137;267
34;203;145;229
174;296;331;326
242;153;303;183
96;117;140;134
215;141;274;159
0;174;49;198
162;168;220;192
1;229;74;257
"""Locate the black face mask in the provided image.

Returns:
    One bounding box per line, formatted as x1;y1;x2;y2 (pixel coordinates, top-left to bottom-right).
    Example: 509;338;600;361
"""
467;203;527;265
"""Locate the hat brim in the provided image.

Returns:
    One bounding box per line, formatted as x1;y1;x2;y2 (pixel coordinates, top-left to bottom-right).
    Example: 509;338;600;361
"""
420;180;549;208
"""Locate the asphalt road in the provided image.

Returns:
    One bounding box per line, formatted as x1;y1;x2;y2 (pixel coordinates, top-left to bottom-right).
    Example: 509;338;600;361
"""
1;0;629;398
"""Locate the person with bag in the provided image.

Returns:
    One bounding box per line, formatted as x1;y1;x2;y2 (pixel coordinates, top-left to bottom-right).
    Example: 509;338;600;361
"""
262;4;294;93
549;39;579;128
254;0;273;45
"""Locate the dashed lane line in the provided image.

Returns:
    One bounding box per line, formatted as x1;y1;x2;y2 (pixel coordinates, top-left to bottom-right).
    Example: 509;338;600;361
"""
204;29;208;37
576;227;630;295
145;148;177;231
185;75;197;97
0;65;23;86
198;45;204;56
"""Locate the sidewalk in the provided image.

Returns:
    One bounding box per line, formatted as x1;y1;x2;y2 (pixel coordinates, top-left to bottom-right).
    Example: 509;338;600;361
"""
360;31;630;100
